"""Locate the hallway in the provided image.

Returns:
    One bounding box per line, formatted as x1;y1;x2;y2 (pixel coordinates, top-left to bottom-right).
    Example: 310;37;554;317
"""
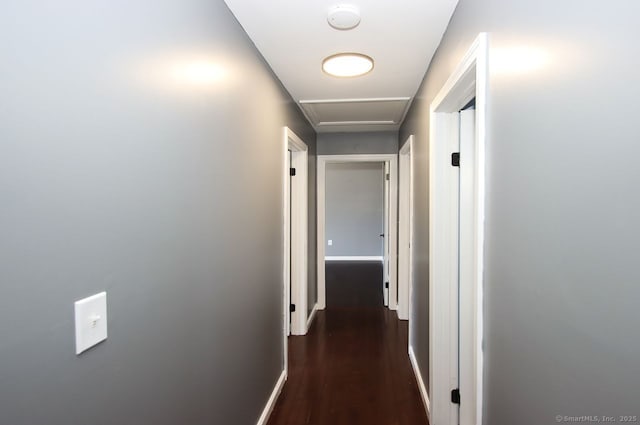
3;1;639;424
268;262;428;425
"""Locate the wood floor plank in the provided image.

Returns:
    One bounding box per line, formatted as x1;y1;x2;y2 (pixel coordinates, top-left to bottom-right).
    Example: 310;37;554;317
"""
267;262;429;425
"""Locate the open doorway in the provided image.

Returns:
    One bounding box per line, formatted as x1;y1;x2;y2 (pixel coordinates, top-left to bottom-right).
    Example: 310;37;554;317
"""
324;161;385;308
316;154;398;311
283;127;309;347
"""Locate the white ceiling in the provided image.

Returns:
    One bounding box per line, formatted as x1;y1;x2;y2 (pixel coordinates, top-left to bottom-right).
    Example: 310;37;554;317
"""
223;0;459;133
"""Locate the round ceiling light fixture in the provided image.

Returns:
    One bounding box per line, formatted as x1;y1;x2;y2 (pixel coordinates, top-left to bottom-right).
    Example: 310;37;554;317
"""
327;5;361;30
322;53;374;78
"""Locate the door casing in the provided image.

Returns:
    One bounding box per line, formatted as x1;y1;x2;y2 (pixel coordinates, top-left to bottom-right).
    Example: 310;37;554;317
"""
283;127;309;355
383;161;390;306
398;136;414;322
428;33;488;425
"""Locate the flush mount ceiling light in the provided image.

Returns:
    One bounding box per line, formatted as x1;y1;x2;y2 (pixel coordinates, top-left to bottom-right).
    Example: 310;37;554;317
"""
327;5;361;30
322;53;374;78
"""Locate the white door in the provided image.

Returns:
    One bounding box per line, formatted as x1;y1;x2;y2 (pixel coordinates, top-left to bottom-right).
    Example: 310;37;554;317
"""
448;112;461;425
458;106;476;425
285;128;309;336
286;149;292;336
450;106;476;424
382;161;390;306
398;140;413;321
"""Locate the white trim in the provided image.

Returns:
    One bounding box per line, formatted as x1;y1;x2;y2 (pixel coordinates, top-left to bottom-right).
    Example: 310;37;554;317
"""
409;346;431;422
317;161;326;309
458;108;477;425
398;135;414;321
284;127;309;340
428;33;487;425
383;161;390;307
300;97;410;104
325;256;384;262
317;154;398;311
282;131;291;364
318;121;396;126
306;302;318;331
388;159;398;311
287;128;307;151
255;369;287;425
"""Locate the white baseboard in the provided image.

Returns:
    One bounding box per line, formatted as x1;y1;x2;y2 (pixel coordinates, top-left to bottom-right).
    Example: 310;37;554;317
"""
306;303;318;331
256;369;287;425
325;256;384;262
409;346;431;421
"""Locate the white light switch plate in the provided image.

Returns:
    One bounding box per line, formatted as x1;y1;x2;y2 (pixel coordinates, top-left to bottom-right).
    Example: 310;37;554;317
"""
74;292;107;355
328;239;333;246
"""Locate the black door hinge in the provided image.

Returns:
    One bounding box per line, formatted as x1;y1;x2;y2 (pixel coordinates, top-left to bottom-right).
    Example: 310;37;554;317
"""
385;281;389;289
451;152;460;167
451;388;461;404
385;173;390;181
290;168;296;176
290;304;296;313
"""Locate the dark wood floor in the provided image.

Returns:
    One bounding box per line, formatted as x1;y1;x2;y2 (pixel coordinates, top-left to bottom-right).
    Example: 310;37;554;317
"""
325;261;384;308
267;261;428;425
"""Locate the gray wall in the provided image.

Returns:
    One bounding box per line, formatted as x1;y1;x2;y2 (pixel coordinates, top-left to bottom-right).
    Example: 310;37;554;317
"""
0;1;315;425
400;1;640;424
325;163;384;257
318;131;398;155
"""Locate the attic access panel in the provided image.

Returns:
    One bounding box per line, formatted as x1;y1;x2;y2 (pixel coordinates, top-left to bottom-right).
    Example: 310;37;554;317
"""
299;98;410;127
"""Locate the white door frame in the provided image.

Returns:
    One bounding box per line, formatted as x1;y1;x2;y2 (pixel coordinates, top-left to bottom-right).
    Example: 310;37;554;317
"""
429;33;487;425
317;154;398;310
382;161;390;306
398;136;414;321
283;127;309;345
